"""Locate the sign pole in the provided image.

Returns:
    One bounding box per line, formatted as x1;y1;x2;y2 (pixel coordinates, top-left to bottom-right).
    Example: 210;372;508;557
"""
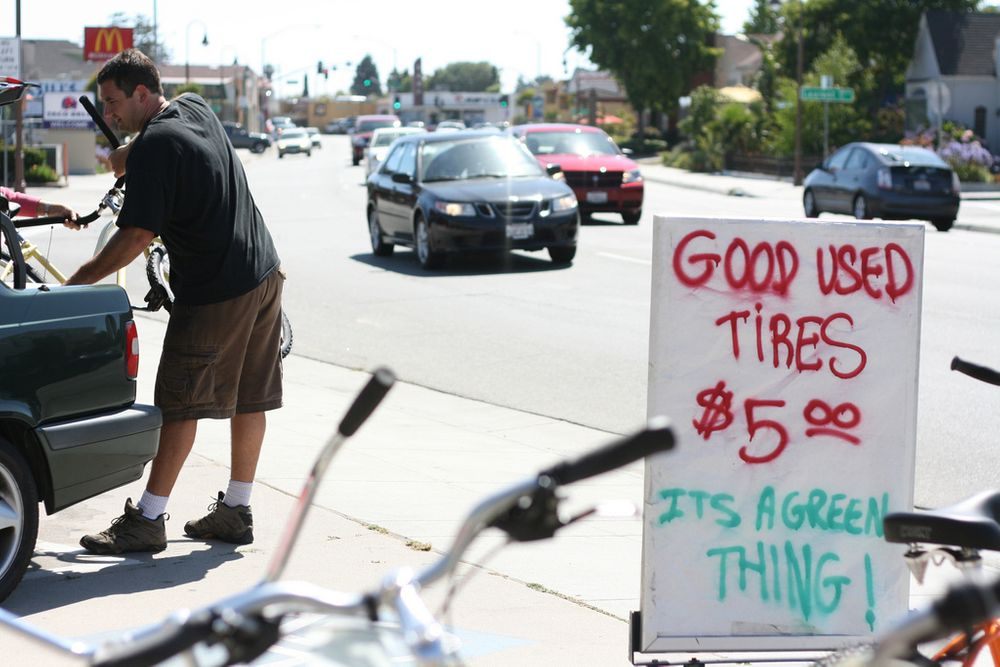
14;0;24;192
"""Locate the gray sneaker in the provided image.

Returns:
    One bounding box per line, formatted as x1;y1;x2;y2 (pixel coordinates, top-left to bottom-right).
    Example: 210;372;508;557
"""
79;499;167;554
184;492;254;545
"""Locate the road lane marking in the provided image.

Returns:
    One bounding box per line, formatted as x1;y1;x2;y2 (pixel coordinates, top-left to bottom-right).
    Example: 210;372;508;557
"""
597;251;651;265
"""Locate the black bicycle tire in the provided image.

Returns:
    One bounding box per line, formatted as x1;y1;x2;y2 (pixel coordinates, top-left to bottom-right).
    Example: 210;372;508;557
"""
0;250;47;284
280;310;293;359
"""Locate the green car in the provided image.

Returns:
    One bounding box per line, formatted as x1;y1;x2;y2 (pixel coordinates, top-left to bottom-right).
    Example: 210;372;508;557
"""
0;214;161;601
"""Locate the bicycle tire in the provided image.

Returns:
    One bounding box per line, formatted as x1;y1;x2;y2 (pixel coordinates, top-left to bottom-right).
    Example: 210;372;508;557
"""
145;244;173;313
0;250;47;284
280;310;293;359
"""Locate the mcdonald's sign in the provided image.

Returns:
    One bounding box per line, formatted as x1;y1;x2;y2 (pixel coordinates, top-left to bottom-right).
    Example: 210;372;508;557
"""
84;27;133;62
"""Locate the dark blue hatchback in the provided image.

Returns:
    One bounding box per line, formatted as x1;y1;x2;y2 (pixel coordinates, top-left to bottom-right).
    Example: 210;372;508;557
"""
365;131;580;269
802;142;960;231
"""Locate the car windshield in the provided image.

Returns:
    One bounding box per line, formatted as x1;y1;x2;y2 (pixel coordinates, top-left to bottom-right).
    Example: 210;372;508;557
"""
524;130;619;157
359;119;397;132
420;137;544;182
373;131;408;147
877;146;949;168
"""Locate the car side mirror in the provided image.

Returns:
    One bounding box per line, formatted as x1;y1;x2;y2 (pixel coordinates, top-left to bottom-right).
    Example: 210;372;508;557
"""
391;172;413;184
621;147;634;156
545;163;563;177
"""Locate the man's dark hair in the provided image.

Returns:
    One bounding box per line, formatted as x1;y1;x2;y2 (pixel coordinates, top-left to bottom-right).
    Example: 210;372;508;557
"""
97;48;163;96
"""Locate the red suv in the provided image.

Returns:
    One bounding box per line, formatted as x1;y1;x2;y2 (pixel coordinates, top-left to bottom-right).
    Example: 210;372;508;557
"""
510;123;644;224
351;114;401;166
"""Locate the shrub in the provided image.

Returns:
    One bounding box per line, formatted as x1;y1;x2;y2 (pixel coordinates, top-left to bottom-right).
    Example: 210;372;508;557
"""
26;163;58;184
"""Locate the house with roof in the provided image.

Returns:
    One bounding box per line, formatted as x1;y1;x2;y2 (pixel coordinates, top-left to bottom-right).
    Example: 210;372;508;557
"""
905;9;1000;150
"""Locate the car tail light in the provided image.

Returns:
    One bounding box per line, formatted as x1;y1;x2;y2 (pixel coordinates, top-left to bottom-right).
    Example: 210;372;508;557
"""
951;171;961;195
877;168;893;190
125;320;139;380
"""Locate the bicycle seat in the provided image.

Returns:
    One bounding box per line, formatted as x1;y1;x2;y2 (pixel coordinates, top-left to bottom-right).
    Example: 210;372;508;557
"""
883;490;1000;550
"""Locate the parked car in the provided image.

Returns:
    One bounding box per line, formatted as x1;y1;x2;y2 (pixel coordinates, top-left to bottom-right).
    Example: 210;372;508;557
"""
802;142;961;231
0;214;161;601
351;114;401;166
509;123;644;225
365;126;427;177
365;131;579;269
276;127;313;158
222;121;271;154
306;126;322;148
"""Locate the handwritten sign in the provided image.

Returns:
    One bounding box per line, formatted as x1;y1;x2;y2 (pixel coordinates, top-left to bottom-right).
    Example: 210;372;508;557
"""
640;217;923;652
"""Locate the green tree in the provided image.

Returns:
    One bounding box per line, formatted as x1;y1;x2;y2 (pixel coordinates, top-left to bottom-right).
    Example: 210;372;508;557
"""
743;0;781;34
108;11;169;62
770;34;871;157
351;55;382;96
387;68;412;92
773;0;980;121
566;0;720;133
426;62;499;92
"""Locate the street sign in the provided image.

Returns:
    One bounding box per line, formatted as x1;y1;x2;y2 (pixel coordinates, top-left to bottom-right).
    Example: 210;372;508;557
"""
800;86;855;103
0;37;20;78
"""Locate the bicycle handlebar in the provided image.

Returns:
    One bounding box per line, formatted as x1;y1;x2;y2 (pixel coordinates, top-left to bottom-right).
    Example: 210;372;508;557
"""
951;356;1000;386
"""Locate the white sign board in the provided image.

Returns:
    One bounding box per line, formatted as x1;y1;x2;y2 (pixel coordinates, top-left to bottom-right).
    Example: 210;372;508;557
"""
0;37;20;79
641;216;923;652
42;91;96;129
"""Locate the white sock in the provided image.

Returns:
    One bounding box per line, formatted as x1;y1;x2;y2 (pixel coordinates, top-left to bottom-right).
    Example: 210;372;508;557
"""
223;480;253;508
138;491;169;520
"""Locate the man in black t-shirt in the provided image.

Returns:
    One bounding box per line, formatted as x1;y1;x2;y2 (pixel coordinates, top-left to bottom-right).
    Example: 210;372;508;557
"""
67;49;283;554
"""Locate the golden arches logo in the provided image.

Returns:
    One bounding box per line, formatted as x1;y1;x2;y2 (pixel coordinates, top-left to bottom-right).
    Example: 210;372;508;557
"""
93;28;125;54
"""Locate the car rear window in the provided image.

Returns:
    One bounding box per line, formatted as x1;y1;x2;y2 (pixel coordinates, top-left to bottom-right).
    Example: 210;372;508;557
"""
359;120;398;132
877;146;948;168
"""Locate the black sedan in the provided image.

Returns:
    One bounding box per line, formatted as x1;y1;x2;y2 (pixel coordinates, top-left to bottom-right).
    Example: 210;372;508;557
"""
802;142;960;231
366;131;580;269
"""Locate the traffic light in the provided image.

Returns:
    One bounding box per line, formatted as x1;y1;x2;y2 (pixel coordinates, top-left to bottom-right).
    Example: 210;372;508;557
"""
499;94;509;108
317;60;324;74
393;95;401;110
363;78;371;88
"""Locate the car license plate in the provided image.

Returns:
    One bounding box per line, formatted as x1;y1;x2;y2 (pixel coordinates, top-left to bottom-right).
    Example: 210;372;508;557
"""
506;223;534;239
914;179;930;191
586;191;608;204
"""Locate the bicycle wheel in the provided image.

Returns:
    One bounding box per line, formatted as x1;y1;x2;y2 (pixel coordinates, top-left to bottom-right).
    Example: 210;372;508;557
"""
0;250;47;285
145;243;173;312
280;310;293;359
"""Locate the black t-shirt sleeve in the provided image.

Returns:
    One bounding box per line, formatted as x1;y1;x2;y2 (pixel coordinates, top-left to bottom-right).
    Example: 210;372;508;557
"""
116;134;175;236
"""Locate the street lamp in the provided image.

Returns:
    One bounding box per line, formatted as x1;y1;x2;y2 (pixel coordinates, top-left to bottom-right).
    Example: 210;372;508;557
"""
185;20;209;84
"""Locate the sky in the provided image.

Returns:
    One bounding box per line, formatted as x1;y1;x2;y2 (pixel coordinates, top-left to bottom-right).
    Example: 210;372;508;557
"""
1;0;754;96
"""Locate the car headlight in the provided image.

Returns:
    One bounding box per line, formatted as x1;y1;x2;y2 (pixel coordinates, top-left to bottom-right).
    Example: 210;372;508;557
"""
551;194;578;212
622;169;643;184
434;201;476;216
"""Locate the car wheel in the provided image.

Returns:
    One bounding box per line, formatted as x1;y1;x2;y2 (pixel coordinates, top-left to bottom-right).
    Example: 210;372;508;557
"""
622;210;641;225
852;194;871;220
307;150;312;157
251;142;265;154
415;217;444;270
279;151;285;159
352;156;361;166
0;437;38;603
931;218;955;232
369;207;395;257
548;246;577;264
803;189;819;218
579;211;592;224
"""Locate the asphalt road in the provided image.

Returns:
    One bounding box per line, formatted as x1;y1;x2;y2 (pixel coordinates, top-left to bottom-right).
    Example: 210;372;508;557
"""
23;134;1000;509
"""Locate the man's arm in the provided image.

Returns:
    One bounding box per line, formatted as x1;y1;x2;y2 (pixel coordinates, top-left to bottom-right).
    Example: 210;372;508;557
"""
65;226;155;285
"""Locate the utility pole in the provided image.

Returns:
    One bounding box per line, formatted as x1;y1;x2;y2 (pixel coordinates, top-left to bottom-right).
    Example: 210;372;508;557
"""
14;0;25;192
793;1;804;186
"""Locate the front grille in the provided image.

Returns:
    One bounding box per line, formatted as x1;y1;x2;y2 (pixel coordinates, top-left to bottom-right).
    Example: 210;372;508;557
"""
564;170;623;188
491;200;537;219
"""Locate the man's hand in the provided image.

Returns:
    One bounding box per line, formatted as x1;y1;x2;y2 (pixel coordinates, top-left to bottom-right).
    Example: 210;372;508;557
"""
108;143;132;178
65;226;155;285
